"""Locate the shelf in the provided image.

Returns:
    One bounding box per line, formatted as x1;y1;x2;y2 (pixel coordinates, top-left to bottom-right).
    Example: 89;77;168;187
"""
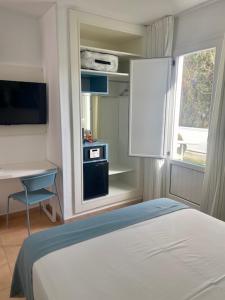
80;45;142;59
81;69;129;81
108;181;137;196
109;165;133;176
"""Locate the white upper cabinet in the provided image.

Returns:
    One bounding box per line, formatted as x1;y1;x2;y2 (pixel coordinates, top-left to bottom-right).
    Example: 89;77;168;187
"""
129;58;172;158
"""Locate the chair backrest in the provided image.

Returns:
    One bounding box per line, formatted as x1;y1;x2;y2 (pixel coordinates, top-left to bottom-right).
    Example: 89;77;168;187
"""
21;169;57;192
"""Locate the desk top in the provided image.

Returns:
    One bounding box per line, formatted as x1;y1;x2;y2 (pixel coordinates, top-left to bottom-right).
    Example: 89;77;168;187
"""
0;161;57;180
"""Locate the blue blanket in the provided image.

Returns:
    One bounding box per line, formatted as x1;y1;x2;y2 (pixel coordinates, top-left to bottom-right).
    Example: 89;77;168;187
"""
11;198;188;300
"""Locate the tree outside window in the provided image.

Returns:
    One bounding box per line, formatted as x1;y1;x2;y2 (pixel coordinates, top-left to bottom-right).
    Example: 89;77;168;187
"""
173;48;216;166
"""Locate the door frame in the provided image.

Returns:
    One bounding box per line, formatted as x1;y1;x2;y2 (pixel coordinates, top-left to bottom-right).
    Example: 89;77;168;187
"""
69;9;146;215
165;36;223;208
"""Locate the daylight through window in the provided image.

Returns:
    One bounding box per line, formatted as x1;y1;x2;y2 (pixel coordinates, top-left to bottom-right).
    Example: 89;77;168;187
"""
173;48;216;166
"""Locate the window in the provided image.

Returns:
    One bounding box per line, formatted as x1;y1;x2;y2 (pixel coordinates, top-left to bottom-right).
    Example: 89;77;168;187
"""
173;48;216;166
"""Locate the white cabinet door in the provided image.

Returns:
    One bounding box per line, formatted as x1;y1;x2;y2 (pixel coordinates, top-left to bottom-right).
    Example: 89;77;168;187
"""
129;58;171;158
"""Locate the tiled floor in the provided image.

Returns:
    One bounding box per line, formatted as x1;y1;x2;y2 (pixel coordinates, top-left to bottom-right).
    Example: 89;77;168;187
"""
0;208;60;300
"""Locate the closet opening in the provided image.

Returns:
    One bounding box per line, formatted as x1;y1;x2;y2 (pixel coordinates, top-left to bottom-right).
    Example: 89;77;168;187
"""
79;22;144;204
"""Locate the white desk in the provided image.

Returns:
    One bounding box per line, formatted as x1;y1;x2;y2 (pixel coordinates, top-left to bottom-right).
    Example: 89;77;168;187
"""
0;161;57;180
0;161;59;222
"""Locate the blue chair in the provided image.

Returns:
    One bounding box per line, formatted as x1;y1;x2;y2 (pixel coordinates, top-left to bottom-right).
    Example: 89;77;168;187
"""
6;169;63;235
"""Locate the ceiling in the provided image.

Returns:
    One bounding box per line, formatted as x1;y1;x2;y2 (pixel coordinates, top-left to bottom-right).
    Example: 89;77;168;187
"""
0;1;54;17
0;0;217;24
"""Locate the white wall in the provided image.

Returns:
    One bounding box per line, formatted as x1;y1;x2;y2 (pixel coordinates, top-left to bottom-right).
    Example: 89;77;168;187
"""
174;0;225;56
41;5;63;215
56;4;74;219
0;8;46;215
41;5;62;167
0;7;42;66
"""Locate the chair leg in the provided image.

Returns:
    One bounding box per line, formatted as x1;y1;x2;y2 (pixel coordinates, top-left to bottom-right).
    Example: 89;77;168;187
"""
6;196;10;228
26;203;31;235
55;183;64;223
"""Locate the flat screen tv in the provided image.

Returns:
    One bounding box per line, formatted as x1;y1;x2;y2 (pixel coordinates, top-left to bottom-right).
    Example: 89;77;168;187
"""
0;80;47;125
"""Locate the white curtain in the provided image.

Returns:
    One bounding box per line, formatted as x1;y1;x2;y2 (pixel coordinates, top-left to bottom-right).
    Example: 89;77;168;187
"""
143;16;174;200
146;16;174;58
201;37;225;221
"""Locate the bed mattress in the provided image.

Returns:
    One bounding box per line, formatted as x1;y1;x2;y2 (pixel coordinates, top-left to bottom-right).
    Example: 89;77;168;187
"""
33;208;225;300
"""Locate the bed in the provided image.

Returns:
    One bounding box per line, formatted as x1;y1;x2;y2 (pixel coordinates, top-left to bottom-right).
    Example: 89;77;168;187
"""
11;198;225;300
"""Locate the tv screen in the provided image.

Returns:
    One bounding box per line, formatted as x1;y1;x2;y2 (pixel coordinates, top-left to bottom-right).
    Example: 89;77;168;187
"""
0;80;47;125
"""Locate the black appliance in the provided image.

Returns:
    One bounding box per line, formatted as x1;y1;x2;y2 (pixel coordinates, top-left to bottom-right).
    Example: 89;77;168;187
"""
0;80;47;125
83;142;109;200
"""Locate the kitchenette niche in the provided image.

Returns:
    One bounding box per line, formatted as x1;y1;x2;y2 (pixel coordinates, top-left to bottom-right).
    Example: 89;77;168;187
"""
81;79;142;203
69;10;171;214
79;20;145;209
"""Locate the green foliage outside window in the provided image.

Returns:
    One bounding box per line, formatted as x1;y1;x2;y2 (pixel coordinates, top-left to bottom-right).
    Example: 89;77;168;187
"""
179;48;216;128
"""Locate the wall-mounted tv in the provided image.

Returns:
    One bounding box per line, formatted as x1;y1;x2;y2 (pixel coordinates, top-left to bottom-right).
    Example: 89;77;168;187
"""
0;80;47;125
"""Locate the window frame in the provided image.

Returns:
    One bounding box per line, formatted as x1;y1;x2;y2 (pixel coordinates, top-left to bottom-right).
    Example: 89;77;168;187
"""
165;38;223;204
170;46;218;170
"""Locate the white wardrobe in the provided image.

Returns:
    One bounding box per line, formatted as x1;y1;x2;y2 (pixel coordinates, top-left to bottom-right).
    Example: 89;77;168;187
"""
69;10;171;215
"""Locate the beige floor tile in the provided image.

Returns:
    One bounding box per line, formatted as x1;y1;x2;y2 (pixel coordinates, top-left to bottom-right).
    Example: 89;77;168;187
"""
0;229;28;247
0;247;8;267
4;246;21;273
0;216;27;235
0;263;11;290
0;287;24;300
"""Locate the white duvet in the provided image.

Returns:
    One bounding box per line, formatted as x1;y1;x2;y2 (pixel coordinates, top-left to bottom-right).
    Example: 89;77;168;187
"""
33;209;225;300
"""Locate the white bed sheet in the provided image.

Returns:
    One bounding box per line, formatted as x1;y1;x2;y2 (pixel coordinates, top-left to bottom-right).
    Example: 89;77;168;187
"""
33;209;225;300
